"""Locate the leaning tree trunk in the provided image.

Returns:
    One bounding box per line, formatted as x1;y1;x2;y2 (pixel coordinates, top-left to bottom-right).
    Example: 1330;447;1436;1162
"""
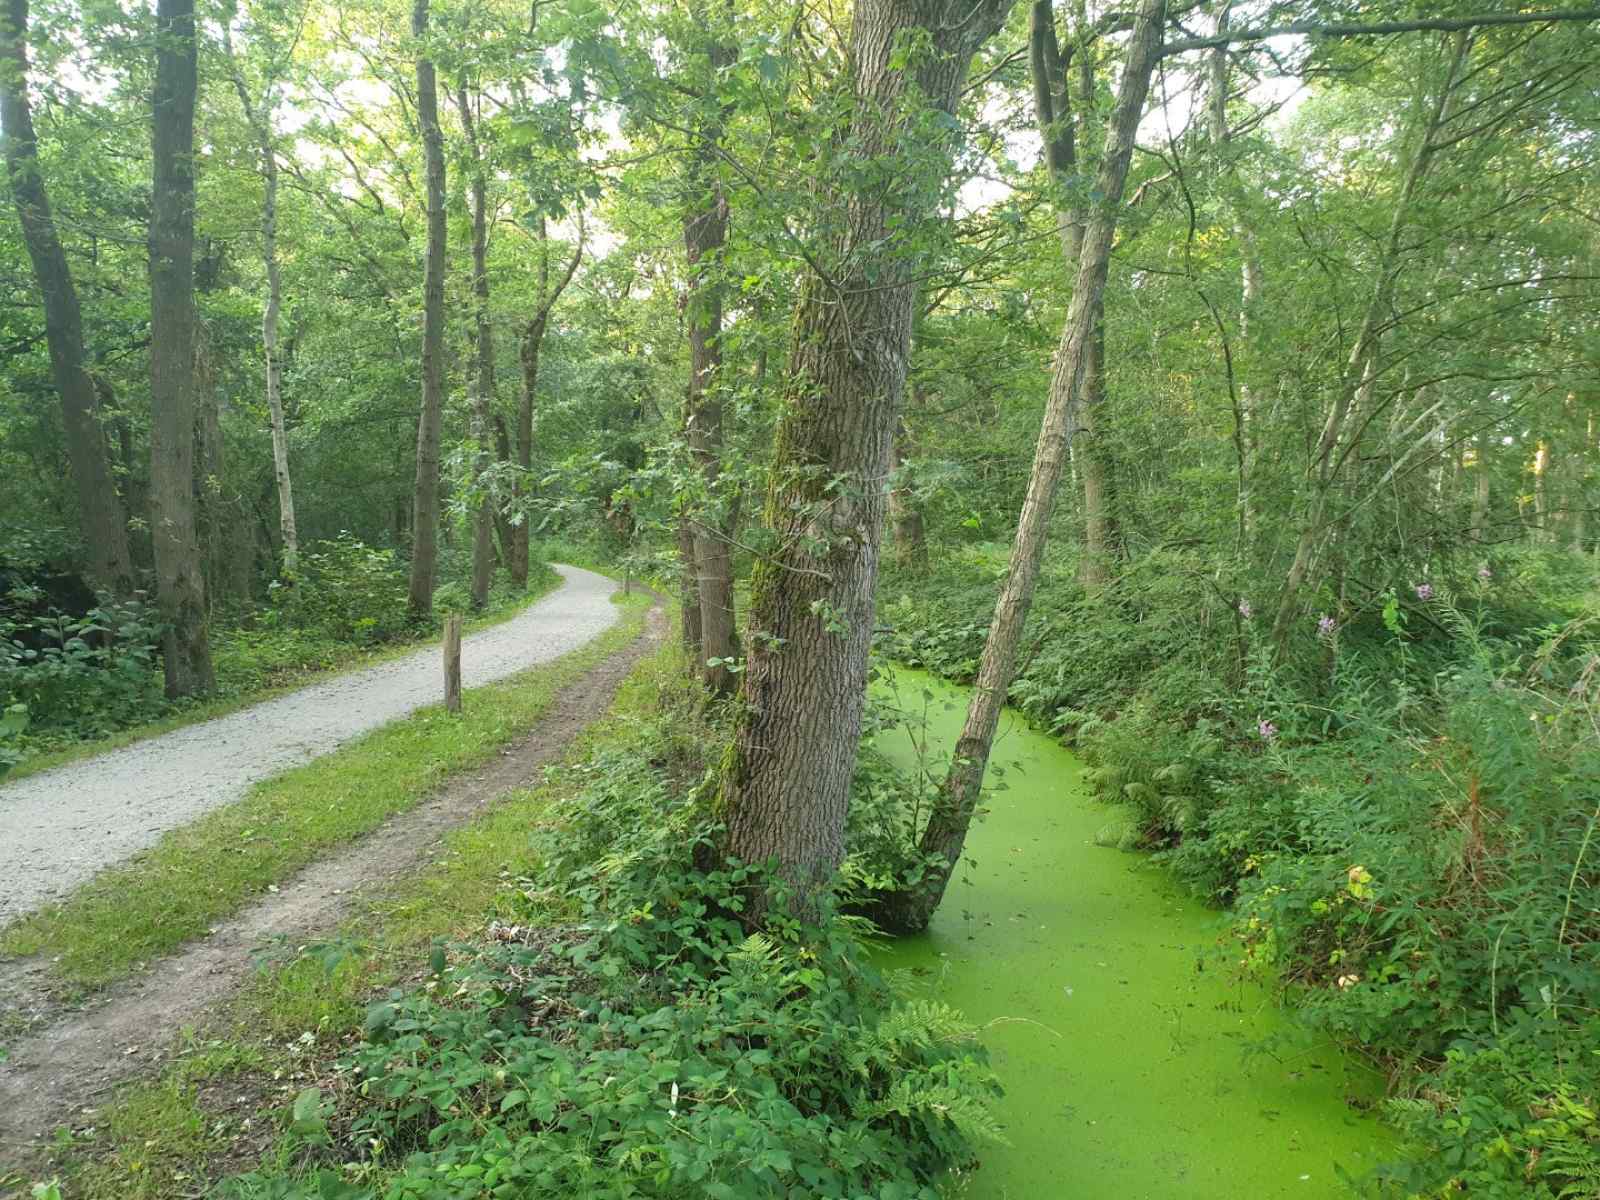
457;81;496;611
873;0;1167;936
720;0;1016;926
1;0;134;597
149;0;213;697
224;26;298;574
406;0;446;622
682;32;738;697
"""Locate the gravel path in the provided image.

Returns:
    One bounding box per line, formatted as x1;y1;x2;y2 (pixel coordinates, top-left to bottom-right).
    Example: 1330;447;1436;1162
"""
0;565;619;926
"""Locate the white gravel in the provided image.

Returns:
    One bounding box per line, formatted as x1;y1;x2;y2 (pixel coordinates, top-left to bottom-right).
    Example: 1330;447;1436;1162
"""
0;565;620;927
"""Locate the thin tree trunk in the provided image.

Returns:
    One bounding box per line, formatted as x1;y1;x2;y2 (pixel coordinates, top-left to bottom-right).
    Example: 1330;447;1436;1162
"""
873;0;1167;936
889;413;928;568
224;25;297;574
682;26;738;696
1269;31;1469;650
456;79;495;610
1470;431;1492;543
406;0;446;622
510;221;582;588
1;0;134;596
194;327;228;604
149;0;213;696
720;0;1015;925
513;312;546;589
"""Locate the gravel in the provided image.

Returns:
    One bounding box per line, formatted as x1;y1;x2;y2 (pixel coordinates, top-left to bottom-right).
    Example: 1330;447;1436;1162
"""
0;564;620;926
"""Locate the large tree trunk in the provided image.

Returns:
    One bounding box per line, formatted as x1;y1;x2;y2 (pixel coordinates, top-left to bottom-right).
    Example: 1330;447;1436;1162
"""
873;0;1167;936
720;0;1015;925
682;34;738;697
224;26;298;575
457;81;496;611
148;0;213;697
1;0;134;596
406;0;446;622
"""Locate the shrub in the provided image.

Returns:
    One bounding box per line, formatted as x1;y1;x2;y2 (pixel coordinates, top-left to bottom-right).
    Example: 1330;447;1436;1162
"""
0;593;165;742
266;535;412;644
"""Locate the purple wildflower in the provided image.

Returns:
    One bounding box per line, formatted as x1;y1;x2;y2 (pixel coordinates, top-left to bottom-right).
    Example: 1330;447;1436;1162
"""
1258;718;1278;741
1478;565;1492;582
1238;599;1253;620
1414;583;1435;602
1317;614;1337;638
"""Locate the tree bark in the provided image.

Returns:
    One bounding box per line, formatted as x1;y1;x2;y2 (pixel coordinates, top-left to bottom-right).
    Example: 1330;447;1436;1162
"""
149;0;214;697
406;0;446;622
456;80;496;610
1;0;134;596
873;0;1167;935
224;23;297;574
720;0;1016;925
682;26;739;697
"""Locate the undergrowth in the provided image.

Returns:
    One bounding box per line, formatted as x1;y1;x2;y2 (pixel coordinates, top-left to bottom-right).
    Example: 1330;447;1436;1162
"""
202;648;999;1200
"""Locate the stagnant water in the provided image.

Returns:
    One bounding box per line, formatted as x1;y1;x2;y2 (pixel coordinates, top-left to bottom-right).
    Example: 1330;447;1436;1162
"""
869;669;1396;1199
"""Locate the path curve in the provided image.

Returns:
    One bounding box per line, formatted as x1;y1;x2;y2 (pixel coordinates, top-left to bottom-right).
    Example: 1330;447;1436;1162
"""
0;565;619;926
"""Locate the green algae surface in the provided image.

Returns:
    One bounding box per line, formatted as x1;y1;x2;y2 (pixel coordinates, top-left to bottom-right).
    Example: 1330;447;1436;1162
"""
869;669;1395;1199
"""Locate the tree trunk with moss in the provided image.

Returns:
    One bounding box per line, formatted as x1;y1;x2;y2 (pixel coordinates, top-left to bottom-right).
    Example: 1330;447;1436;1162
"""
721;0;1015;925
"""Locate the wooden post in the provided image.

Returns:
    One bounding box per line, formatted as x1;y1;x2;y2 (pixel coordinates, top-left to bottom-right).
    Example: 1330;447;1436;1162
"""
443;614;462;713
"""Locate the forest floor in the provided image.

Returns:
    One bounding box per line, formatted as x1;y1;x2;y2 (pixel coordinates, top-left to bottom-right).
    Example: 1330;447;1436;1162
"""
0;595;666;1182
0;564;619;926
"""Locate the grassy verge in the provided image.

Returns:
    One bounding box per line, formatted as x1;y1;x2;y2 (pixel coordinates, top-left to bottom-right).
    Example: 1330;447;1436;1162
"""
2;564;566;785
0;592;650;990
16;636;684;1200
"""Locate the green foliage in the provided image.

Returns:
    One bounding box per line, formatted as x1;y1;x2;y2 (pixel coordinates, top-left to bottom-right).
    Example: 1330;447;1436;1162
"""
220;690;998;1200
266;535;412;645
0;594;164;741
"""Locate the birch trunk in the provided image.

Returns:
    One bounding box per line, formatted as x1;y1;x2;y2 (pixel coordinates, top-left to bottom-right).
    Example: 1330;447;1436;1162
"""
224;26;297;574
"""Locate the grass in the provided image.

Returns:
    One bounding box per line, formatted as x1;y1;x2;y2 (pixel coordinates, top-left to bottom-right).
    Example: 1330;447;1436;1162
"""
19;634;686;1200
0;591;651;989
2;563;566;785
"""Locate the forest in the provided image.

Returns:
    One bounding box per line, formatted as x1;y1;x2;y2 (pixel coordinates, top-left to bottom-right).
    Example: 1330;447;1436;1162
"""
2;0;1600;1196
